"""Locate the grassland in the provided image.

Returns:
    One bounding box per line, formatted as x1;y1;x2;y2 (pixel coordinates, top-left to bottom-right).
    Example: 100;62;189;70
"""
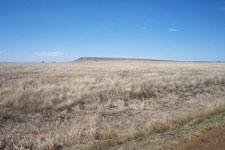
0;59;225;150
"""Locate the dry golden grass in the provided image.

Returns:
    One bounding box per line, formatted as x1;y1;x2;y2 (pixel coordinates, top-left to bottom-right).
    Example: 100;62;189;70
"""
0;59;225;150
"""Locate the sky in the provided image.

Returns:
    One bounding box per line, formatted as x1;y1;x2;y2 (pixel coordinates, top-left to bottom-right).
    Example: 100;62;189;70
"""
0;0;225;62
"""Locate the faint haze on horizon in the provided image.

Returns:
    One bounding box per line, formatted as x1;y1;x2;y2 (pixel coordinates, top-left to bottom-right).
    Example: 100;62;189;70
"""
0;0;225;62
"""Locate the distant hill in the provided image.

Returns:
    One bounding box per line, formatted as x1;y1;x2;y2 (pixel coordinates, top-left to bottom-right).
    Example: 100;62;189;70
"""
74;57;222;63
74;57;166;62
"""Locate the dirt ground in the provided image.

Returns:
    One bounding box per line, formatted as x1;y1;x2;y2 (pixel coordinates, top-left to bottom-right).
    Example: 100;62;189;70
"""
175;126;225;150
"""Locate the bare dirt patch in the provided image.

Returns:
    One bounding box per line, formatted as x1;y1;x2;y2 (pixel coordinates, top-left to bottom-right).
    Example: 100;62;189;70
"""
175;126;225;150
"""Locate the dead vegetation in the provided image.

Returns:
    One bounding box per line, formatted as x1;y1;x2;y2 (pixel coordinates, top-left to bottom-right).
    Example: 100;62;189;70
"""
0;60;225;150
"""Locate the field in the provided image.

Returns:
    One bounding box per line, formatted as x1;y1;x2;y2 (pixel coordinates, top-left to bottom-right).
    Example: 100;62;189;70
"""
0;58;225;150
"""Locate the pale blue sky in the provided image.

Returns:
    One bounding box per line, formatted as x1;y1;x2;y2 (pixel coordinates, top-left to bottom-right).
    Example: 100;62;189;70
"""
0;0;225;62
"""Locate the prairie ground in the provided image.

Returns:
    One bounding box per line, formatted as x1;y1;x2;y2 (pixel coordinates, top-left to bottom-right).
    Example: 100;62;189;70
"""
0;59;225;150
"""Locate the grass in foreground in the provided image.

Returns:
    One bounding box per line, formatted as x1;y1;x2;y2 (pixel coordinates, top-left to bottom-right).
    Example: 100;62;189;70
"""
0;60;225;149
103;108;225;150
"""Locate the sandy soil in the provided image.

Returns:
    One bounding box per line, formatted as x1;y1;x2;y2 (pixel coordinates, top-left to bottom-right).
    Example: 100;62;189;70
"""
175;126;225;150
